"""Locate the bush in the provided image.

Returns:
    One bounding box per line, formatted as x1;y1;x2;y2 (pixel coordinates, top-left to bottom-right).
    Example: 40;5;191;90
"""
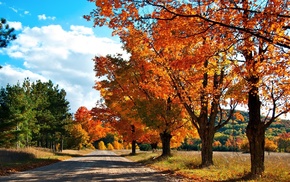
139;143;152;151
240;140;250;153
98;141;107;150
112;141;122;150
107;143;114;150
125;143;132;149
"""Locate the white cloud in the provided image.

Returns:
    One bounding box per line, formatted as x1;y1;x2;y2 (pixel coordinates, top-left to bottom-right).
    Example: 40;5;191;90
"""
38;14;56;21
70;25;94;35
24;11;29;15
7;21;22;30
9;7;17;13
1;24;127;113
38;14;46;20
0;65;47;84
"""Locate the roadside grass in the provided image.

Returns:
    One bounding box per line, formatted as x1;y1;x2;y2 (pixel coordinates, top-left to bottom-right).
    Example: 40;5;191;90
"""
114;150;290;182
0;147;93;176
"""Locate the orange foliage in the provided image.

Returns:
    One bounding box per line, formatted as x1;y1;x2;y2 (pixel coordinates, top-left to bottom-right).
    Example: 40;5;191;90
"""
74;106;109;145
86;0;290;172
213;141;222;147
92;54;197;153
265;138;277;152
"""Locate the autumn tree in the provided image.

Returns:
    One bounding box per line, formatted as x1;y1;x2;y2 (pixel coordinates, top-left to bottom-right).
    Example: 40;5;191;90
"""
67;122;91;149
86;0;290;176
92;55;150;155
232;24;290;175
85;0;240;167
135;97;194;156
277;132;290;152
85;0;290;49
74;106;108;148
264;138;277;154
92;55;195;156
118;21;238;165
91;62;146;155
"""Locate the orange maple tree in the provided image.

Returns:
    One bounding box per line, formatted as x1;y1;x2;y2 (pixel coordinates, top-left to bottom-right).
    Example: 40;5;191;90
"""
118;20;239;165
93;55;196;156
74;106;108;147
85;0;290;176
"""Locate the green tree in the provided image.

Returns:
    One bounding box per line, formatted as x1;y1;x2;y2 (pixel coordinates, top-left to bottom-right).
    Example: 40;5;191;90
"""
0;18;17;69
0;86;15;147
31;80;70;150
0;81;36;148
0;79;70;149
0;18;16;47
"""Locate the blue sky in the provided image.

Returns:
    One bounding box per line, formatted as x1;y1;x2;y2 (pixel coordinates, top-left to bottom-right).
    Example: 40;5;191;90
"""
0;0;127;113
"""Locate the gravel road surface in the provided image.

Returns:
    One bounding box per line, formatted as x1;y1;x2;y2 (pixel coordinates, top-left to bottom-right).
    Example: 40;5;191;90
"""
0;150;184;182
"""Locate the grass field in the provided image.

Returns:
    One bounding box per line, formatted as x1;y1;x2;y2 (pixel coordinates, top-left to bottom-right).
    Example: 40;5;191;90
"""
114;150;290;182
0;147;93;176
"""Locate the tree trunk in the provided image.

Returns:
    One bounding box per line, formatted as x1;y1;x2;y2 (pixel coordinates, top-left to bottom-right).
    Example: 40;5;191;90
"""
160;132;172;157
200;127;214;167
131;140;136;155
130;124;136;155
61;136;63;152
246;84;265;176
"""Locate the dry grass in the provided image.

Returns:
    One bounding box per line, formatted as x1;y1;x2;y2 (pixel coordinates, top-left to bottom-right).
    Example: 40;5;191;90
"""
0;147;93;176
114;150;290;182
1;148;289;181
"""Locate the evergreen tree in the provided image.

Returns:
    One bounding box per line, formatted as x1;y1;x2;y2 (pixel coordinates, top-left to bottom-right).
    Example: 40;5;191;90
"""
0;18;16;69
0;79;71;149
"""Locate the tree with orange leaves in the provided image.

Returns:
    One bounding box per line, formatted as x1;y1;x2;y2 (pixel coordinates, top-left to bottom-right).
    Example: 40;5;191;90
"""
117;21;239;165
93;55;196;156
85;0;290;176
74;106;108;147
90;86;147;154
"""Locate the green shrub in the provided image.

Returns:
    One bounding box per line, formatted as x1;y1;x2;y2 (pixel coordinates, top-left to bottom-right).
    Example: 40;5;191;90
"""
139;143;152;151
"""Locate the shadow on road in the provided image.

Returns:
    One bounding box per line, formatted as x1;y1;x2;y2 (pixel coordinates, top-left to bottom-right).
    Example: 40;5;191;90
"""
0;150;178;182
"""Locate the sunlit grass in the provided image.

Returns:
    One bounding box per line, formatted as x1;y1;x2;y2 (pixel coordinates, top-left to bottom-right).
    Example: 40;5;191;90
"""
114;150;290;182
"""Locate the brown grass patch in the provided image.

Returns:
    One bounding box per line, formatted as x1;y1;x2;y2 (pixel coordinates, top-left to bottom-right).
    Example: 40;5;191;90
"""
0;147;93;176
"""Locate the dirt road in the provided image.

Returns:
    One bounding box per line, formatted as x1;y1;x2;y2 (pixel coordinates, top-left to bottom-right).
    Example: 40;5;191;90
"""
0;150;183;182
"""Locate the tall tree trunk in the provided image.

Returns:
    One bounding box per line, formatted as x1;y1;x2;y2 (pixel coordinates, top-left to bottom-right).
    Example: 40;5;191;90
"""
246;84;265;176
131;140;136;155
131;125;136;155
45;134;48;148
199;126;214;167
160;131;172;157
61;136;63;152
